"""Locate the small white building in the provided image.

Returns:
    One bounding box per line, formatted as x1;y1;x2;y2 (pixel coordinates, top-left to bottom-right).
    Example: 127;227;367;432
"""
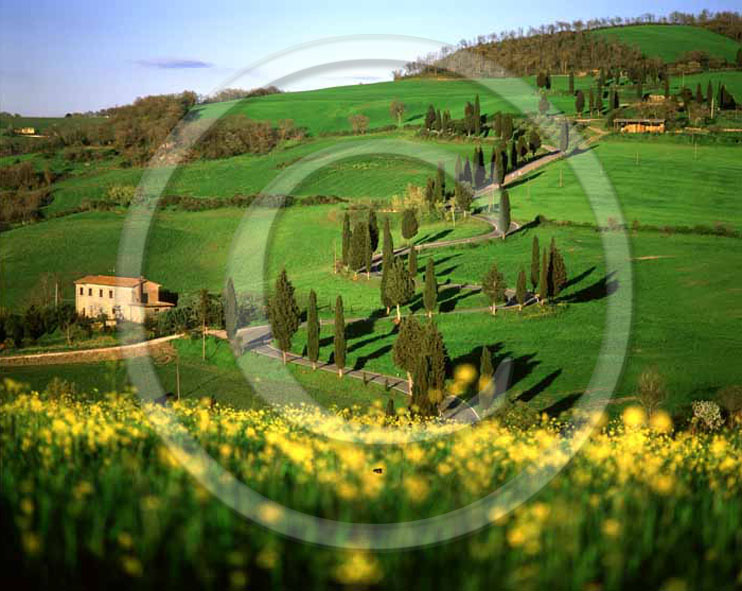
74;275;173;323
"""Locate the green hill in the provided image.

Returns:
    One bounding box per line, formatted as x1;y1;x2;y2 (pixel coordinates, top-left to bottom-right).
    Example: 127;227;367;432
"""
592;24;741;64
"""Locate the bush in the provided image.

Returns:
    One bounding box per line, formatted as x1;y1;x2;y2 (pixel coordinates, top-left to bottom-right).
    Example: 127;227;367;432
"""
636;367;667;417
717;385;742;422
691;400;724;432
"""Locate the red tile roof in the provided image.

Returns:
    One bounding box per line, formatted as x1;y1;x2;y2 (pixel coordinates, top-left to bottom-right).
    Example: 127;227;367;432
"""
74;275;147;287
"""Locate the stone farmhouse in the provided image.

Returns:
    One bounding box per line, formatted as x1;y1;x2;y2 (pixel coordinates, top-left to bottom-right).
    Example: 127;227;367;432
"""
74;275;173;323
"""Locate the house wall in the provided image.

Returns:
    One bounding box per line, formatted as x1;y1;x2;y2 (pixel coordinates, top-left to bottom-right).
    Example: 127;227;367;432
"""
75;283;139;321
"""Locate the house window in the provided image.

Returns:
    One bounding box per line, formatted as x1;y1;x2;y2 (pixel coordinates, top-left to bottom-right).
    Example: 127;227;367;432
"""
88;288;92;296
79;287;83;295
99;289;103;297
109;290;113;298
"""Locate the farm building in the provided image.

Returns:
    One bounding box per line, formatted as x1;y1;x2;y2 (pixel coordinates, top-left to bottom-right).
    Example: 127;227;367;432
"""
74;275;173;323
613;118;666;134
14;127;37;135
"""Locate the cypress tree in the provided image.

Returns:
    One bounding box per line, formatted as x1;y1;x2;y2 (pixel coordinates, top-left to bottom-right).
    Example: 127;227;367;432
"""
531;236;540;290
454;181;473;213
410;354;432;415
637;81;643;100
341;212;351;267
612;89;619;110
538;250;549;304
695;83;703;103
559;120;569;153
423;258;438;318
393;315;423;392
503;114;514;140
401;209;418;242
334;295;346;377
385;398;395;418
707;80;713;105
434;109;442;131
499;190;511;238
664;76;670;99
424;177;435;207
568;71;575;94
269;269;300;363
589;87;595;114
424;104;436;130
473;94;481;135
509;141;518;172
482;263;506;315
575;90;585;114
306;289;320;370
408;244;418;277
364;223;373;278
495;152;505;186
387;256;415;321
549;239;568;298
480;345;494;388
436;162;446;199
516;268;527;311
455;155;463;183
528;129;541;156
539;94;549;115
368;209;379;252
349;221;367;273
595;93;604;113
737;48;742;68
463;158;473;185
224;277;237;340
494;112;502;138
380;217;394;313
423;320;446;400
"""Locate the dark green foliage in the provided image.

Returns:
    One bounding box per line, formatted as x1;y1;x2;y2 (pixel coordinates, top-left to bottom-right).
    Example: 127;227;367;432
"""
575;90;585;114
528;129;541;156
224;277;237;339
380;217;394;311
548;238;568;298
530;236;540;290
482;263;507;314
559;120;569;153
386;256;415;320
480;345;494;383
502;114;513;141
696;83;703;103
6;314;24;348
538;250;549;303
454;181;474;213
401;209;418;241
411;354;433;415
385;398;396;417
509;141;518;172
349;221;369;272
589;87;595;114
568;71;575;94
408;244;418;277
664;76;670;99
707;80;713;105
494;152;505;185
516;268;527;310
499;190;511;237
268;269;300;362
612;89;619;110
306;289;320;369
23;305;46;343
423;320;446;394
737;48;742;68
463;158;473;185
367;209;379;252
333;296;346;376
423;258;438;318
393;315;423;380
493;112;502;138
341;212;351;267
424;104;436;130
473;94;481;135
474;146;485;188
637;81;643;99
435;162;445;202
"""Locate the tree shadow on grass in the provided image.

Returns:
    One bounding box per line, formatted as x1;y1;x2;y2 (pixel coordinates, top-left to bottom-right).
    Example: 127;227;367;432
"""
417;229;453;245
542;392;582;417
354;344;393;371
505;170;544;191
565;265;596;290
439;288;479;312
517;369;563;403
560;272;618;304
449;343;540;394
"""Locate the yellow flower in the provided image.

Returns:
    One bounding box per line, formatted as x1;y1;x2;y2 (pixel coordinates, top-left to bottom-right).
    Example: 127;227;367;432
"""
650;410;673;434
652;474;675;496
121;556;143;577
22;532;41;556
256;547;279;570
404;475;430;502
622;405;646;429
602;518;621;538
258;503;283;525
333;552;383;586
118;532;134;550
20;498;34;515
454;364;477;385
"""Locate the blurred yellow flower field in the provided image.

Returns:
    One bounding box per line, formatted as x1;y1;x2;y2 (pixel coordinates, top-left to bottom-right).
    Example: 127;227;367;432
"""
2;381;742;590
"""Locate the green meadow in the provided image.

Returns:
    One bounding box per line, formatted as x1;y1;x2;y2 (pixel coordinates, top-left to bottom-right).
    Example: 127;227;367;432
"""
592;24;741;63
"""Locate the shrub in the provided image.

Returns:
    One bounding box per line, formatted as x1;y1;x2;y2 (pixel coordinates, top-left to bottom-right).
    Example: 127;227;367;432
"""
717;385;742;423
636;367;667;417
691;400;724;432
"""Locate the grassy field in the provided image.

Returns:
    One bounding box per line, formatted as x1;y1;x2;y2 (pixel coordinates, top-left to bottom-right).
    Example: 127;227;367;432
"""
6;336;404;411
195;77;580;136
506;138;742;230
0;205;489;311
592;24;741;63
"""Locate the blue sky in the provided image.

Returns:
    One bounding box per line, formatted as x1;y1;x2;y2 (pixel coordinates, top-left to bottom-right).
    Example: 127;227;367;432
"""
0;0;737;115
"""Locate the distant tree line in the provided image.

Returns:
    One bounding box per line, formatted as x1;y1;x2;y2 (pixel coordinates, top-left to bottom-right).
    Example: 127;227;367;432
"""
200;86;282;104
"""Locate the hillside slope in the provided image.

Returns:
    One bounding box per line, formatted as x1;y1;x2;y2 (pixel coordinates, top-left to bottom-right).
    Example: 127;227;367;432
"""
593;25;741;63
